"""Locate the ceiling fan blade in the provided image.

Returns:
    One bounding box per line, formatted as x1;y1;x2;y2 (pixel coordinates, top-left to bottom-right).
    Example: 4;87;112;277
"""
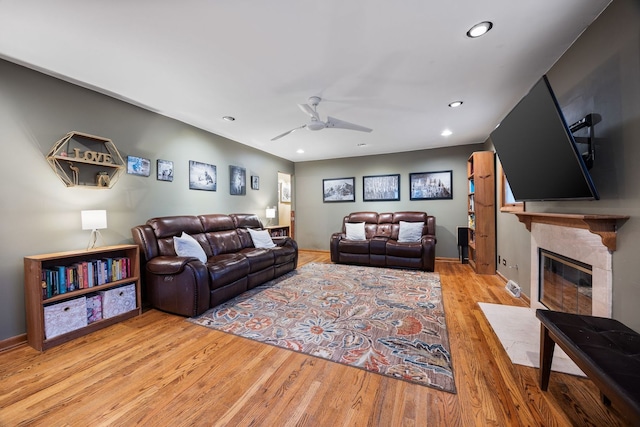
298;103;320;121
325;116;372;133
271;124;306;141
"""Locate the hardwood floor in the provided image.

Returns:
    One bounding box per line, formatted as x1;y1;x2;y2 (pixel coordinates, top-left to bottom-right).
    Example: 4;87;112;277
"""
0;251;630;426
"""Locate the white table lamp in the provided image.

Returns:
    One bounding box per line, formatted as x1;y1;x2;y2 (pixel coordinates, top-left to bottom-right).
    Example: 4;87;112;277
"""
265;207;276;226
81;210;107;249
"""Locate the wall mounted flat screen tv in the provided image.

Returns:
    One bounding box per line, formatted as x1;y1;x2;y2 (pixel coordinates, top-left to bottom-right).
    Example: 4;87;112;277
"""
490;75;599;201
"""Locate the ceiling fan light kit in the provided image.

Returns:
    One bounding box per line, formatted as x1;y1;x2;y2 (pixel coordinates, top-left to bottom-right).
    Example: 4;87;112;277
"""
271;96;372;141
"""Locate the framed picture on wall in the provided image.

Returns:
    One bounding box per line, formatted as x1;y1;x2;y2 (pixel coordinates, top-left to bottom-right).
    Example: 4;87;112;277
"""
126;155;151;177
409;170;453;200
363;174;400;201
323;177;355;202
251;175;259;190
189;160;216;191
280;182;291;203
157;159;173;182
230;165;246;195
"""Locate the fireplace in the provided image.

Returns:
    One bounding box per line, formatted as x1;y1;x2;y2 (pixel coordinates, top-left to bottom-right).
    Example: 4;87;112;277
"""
515;212;628;319
539;249;592;315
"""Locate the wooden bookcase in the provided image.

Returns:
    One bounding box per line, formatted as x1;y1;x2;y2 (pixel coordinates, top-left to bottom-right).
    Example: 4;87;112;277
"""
265;225;290;237
467;151;496;274
24;244;141;351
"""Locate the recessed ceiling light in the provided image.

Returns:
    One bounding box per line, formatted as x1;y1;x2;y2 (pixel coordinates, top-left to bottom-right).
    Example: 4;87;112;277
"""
448;101;463;108
466;21;493;38
222;116;235;121
296;149;305;154
441;129;453;137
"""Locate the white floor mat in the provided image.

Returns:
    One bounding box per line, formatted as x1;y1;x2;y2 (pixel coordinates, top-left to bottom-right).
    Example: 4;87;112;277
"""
478;302;585;377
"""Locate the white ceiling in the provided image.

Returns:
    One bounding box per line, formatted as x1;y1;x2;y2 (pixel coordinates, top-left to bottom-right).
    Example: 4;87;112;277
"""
0;0;611;162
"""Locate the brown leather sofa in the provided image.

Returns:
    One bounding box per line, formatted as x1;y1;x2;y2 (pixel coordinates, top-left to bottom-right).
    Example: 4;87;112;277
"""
131;213;298;317
330;211;436;271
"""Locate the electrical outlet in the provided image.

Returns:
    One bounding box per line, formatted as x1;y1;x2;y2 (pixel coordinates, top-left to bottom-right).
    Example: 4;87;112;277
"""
502;258;507;266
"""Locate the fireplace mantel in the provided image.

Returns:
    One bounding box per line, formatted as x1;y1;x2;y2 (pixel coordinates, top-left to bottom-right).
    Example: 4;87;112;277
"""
515;212;629;251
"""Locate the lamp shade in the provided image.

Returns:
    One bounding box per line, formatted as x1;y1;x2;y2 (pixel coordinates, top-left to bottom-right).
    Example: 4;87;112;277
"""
81;210;107;230
265;207;276;219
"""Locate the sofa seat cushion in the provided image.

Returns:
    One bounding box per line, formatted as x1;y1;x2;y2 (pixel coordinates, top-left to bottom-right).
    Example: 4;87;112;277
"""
386;240;423;258
272;245;297;265
207;254;251;289
370;236;388;255
338;239;370;254
239;248;275;272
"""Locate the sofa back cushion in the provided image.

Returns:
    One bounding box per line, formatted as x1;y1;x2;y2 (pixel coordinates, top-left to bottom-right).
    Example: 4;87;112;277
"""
147;216;205;256
344;212;379;239
230;213;263;229
199;214;244;256
230;214;264;248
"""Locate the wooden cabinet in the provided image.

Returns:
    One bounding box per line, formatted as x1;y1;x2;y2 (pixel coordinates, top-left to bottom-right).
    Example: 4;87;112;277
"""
265;225;290;237
24;244;141;351
467;151;496;274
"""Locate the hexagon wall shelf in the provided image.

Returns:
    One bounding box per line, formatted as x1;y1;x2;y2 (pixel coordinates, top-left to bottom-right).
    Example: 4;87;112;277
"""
47;131;125;188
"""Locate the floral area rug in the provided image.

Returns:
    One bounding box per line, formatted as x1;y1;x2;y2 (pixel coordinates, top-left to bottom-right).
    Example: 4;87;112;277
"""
188;263;456;393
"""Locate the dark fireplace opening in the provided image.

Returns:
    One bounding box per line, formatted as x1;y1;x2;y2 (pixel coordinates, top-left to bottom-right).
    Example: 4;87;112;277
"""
539;249;592;315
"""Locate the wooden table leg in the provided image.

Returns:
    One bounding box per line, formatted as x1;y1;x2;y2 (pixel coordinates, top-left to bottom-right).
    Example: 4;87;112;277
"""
539;323;555;391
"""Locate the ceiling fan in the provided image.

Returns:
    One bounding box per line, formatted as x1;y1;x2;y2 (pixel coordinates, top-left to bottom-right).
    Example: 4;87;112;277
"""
271;96;372;141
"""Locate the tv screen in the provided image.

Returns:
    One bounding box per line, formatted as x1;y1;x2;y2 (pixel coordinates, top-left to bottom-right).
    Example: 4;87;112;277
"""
490;75;599;201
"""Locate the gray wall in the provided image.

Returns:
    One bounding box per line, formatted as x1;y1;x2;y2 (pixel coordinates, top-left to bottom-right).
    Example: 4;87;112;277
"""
495;0;640;331
293;144;482;257
5;0;638;342
0;59;293;342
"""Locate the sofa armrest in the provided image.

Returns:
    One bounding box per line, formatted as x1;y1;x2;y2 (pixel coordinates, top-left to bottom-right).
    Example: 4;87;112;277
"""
426;216;436;237
421;234;437;245
330;232;346;242
330;232;346;262
273;236;298;269
421;235;437;272
145;256;210;317
147;256;201;275
273;235;295;246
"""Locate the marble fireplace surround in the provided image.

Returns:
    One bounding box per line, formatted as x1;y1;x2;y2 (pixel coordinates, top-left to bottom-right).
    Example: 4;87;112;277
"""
515;212;628;318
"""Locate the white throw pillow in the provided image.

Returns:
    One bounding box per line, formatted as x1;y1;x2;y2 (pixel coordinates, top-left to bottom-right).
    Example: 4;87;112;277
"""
247;228;277;248
345;222;366;240
398;221;424;243
173;232;207;263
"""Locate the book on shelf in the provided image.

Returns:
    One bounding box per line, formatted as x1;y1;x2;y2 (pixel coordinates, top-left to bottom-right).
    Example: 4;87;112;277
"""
42;256;132;300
